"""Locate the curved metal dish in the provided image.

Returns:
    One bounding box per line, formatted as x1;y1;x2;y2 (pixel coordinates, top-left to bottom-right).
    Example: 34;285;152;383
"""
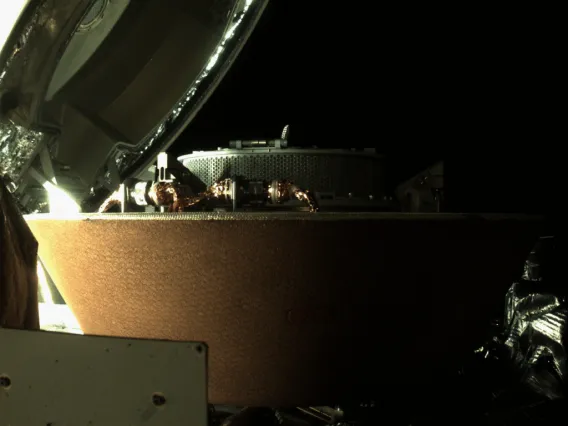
1;0;268;209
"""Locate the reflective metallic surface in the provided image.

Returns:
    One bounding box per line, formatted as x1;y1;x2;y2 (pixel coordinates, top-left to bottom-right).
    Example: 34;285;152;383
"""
102;176;321;213
0;0;39;86
0;122;43;180
131;180;150;207
502;236;564;399
97;188;122;213
115;0;268;180
0;1;30;55
148;181;202;212
293;188;318;213
1;0;269;209
207;178;232;200
78;0;108;30
45;0;131;100
268;180;319;212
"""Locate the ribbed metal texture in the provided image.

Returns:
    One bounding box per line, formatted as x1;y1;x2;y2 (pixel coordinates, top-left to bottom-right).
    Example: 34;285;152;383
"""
179;150;385;197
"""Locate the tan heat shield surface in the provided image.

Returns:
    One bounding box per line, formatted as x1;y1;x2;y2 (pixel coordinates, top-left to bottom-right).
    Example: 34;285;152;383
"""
26;212;539;406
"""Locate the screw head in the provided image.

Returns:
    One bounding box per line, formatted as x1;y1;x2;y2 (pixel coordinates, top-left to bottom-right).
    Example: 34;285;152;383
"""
152;393;166;406
0;375;11;388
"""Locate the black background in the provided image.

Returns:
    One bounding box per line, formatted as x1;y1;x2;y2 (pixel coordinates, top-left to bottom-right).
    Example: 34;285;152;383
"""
172;1;556;215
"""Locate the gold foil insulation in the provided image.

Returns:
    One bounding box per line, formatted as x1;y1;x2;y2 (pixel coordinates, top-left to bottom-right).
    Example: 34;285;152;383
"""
148;181;202;212
269;180;319;212
205;178;232;200
98;177;319;213
98;189;122;213
291;188;319;213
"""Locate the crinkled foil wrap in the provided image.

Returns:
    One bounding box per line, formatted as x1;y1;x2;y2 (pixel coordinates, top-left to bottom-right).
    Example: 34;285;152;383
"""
502;236;564;399
0;121;43;180
421;235;562;424
0;0;46;182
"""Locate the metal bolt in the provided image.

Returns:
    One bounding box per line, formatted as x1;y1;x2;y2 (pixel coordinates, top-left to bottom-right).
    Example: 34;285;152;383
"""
152;393;166;406
0;375;11;388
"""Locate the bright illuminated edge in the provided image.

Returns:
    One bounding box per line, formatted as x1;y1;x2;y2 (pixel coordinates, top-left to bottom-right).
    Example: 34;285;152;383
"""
23;212;540;222
0;0;30;55
39;303;83;334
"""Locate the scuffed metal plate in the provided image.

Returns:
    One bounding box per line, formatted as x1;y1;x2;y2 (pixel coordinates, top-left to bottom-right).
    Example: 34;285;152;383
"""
0;328;207;426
